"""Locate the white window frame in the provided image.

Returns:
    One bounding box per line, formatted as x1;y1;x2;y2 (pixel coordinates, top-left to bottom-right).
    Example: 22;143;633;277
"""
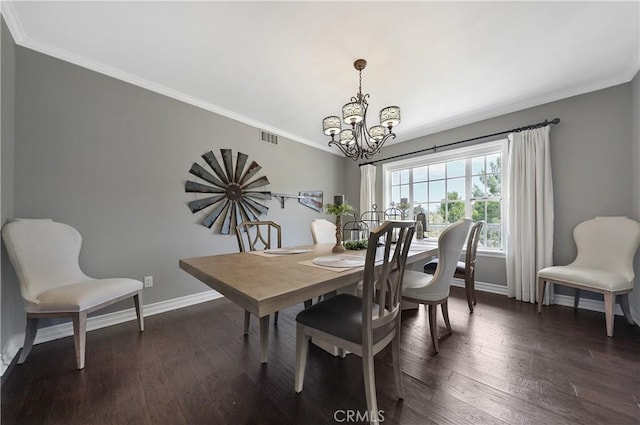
382;139;508;254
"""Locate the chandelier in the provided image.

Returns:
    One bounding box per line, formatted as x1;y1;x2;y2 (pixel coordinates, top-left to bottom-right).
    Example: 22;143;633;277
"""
322;59;401;161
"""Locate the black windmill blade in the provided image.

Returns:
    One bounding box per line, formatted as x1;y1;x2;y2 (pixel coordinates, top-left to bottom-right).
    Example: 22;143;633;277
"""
221;149;235;183
243;191;272;200
185;180;225;194
234;152;249;184
188;194;225;213
202;199;230;229
238;199;259;221
239;161;262;185
189;163;226;189
242;176;270;191
220;202;235;235
241;196;269;216
202;151;229;185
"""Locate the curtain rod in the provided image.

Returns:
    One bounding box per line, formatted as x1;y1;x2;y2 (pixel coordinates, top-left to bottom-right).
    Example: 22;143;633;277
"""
358;117;561;167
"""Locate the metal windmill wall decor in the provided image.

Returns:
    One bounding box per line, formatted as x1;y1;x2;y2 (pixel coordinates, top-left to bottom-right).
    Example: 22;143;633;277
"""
185;149;271;234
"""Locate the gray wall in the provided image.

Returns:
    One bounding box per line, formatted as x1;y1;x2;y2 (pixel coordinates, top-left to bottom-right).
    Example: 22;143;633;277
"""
1;18;21;368
631;71;640;318
1;28;348;368
346;82;636;304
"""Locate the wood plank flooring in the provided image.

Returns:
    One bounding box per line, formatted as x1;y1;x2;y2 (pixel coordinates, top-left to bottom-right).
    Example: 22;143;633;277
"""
2;287;639;425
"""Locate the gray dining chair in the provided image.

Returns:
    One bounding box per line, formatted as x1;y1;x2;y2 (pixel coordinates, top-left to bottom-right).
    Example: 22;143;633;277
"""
402;218;472;353
423;220;484;312
236;220;283;331
294;220;416;425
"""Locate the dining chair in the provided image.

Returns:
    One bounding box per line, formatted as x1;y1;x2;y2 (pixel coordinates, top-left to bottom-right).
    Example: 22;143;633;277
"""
402;218;473;353
423;221;484;312
236;220;283;331
310;218;336;244
537;216;640;337
294;220;416;425
1;218;144;370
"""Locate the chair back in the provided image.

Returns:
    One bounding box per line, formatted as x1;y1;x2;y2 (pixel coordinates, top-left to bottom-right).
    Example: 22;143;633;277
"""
570;216;640;281
465;221;484;271
361;220;415;341
2;219;89;303
310;219;336;244
430;218;473;296
236;220;282;252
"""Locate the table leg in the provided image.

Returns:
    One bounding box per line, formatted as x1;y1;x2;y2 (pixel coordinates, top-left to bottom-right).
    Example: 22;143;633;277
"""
260;315;269;363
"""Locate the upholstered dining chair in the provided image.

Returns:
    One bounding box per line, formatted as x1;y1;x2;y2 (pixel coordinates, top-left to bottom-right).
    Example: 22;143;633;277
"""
1;219;144;370
310;218;336;244
236;220;283;331
423;221;484;312
294;220;415;425
402;218;473;353
537;216;640;337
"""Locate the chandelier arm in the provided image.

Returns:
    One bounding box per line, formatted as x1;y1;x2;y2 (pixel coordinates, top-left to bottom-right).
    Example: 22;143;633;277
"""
363;133;396;159
328;139;360;161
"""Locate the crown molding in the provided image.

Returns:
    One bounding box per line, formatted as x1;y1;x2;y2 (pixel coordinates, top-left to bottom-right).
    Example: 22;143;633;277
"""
0;2;338;157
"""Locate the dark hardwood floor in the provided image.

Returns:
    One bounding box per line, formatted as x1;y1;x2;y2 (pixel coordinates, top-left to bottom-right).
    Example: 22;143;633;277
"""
2;287;639;425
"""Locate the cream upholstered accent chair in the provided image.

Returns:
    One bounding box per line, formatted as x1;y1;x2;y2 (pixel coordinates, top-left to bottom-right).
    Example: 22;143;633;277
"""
310;218;336;244
423;221;484;312
295;221;416;425
402;218;473;353
1;219;144;370
537;216;640;337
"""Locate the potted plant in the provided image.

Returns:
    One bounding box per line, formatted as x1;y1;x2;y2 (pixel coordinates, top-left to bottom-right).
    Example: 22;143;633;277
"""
325;199;354;253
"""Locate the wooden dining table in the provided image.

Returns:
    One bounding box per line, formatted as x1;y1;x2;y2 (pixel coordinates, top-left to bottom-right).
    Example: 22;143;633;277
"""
179;240;438;363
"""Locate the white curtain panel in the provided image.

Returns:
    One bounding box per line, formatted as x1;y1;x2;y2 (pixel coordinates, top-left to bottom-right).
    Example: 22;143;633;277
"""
505;126;554;303
360;165;376;218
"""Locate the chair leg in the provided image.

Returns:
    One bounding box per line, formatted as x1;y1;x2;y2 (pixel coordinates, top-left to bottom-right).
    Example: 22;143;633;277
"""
620;293;634;325
441;301;452;335
274;311;279;326
72;311;87;370
391;331;405;399
428;304;439;353
537;278;546;313
294;324;310;393
18;316;39;364
304;299;312;309
603;291;614;337
362;348;379;425
464;274;474;313
134;291;144;332
244;310;251;335
574;289;580;310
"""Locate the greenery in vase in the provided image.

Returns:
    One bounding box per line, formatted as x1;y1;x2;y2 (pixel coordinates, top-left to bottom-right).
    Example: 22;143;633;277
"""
325;203;354;216
344;239;368;250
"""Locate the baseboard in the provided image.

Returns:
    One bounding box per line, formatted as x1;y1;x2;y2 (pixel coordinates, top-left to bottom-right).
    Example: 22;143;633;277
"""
1;290;222;376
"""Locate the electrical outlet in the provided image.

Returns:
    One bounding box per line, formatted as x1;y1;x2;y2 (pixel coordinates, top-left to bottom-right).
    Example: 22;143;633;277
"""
144;276;153;288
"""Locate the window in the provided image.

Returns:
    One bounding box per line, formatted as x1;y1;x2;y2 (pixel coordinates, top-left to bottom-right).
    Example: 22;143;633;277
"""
383;140;507;251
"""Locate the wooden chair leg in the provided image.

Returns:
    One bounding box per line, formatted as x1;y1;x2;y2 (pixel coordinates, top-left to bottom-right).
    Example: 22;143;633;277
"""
537;278;546;313
362;349;379;425
303;299;312;309
18;316;39;364
428;304;439;353
464;274;474;313
603;291;614;337
620;293;634;325
294;324;310;393
391;332;405;399
134;291;144;332
274;311;279;326
574;289;580;309
244;310;251;335
72;311;87;370
441;301;452;334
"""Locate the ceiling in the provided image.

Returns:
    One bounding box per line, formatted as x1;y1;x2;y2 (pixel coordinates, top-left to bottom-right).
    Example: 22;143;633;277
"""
3;1;639;155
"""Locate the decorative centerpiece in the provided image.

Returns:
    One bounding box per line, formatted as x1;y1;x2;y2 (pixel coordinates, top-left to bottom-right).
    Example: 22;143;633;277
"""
325;195;354;253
